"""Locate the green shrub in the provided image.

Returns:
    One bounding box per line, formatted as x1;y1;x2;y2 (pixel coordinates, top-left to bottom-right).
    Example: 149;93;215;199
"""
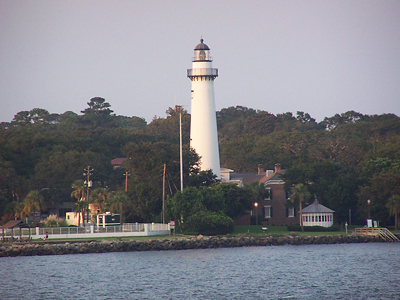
184;211;234;235
287;224;340;232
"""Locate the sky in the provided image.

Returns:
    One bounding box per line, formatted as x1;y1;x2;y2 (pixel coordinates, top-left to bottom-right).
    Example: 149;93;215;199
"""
1;0;399;124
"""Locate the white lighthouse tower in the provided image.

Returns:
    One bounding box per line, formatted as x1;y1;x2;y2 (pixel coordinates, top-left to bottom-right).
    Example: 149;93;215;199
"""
187;38;221;179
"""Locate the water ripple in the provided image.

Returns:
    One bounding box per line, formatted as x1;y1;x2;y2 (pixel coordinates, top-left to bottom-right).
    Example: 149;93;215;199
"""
1;243;400;299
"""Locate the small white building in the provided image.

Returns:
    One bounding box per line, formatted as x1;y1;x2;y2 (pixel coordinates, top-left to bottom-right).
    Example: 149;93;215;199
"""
65;212;84;227
302;200;335;227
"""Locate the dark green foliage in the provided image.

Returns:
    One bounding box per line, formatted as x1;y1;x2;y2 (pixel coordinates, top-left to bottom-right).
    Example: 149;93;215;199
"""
184;211;234;235
282;161;361;224
166;184;251;234
287;224;340;232
0;101;399;229
357;159;400;226
215;184;252;218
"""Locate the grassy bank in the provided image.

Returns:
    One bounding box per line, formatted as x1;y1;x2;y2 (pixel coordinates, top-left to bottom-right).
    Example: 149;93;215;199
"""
232;225;349;236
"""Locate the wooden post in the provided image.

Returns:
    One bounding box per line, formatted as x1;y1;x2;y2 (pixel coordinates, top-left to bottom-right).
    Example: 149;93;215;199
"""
125;171;129;192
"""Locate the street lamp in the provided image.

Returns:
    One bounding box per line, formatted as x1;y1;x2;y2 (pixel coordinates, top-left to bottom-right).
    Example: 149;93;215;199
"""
367;199;371;219
254;202;258;226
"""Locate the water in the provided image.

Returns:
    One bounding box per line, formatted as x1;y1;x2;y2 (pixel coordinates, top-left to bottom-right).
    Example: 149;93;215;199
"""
1;243;399;299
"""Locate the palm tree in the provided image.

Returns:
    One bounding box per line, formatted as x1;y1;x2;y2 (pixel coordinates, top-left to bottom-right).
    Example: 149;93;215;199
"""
108;191;130;226
71;180;87;225
289;183;310;232
14;202;27;221
72;200;88;227
71;180;86;201
386;195;400;231
22;191;46;223
248;181;270;202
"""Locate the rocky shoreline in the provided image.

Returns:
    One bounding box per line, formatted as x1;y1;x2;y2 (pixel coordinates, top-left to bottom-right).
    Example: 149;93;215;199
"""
1;234;392;257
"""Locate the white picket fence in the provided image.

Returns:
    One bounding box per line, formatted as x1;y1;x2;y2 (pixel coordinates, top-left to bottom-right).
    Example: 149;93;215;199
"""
1;223;172;240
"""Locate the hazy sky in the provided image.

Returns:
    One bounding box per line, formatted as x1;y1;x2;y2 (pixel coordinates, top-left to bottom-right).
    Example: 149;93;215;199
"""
1;1;399;123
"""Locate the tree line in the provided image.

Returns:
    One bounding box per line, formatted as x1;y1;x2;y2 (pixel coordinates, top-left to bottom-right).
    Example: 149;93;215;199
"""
1;98;400;230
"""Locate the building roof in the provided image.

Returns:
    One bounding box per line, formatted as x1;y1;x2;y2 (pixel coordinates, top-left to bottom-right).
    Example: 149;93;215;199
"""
111;157;127;167
230;173;265;186
222;163;286;187
302;200;335;213
194;39;210;50
1;220;29;229
260;171;285;183
220;167;234;173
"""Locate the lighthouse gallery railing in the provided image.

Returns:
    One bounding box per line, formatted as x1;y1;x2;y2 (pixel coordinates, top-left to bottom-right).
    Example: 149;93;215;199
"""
187;68;218;77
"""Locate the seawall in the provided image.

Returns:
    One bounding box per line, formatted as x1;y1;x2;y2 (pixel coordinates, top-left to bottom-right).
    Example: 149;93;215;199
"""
1;234;392;257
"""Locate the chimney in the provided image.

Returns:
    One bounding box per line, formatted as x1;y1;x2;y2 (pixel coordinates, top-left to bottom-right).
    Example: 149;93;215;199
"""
274;163;281;174
257;164;264;175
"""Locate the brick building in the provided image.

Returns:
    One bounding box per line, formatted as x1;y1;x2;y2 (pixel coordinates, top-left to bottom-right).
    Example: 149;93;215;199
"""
223;163;298;226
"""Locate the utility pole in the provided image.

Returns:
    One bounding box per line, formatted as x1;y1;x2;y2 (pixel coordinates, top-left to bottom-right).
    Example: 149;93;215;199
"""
83;166;93;224
124;171;130;192
179;108;183;192
121;170;130;228
162;163;166;224
176;105;184;192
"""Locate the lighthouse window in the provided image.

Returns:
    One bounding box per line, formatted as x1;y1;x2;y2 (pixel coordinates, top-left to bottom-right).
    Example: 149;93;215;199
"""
199;50;205;60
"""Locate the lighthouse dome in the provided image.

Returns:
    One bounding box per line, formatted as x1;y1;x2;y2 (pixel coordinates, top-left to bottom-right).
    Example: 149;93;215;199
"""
194;39;210;50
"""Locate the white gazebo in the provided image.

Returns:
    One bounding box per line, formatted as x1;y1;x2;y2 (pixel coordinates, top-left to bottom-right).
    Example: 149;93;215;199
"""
302;200;335;227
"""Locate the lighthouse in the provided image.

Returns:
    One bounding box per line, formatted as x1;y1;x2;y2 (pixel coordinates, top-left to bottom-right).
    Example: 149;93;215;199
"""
187;39;221;179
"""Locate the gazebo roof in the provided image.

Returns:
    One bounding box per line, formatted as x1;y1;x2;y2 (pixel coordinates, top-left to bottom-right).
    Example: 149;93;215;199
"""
1;220;29;229
302;200;335;213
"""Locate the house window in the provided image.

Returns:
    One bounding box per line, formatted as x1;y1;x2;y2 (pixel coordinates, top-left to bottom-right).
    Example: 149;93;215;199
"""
288;207;294;218
67;215;70;220
264;206;271;218
264;187;271;200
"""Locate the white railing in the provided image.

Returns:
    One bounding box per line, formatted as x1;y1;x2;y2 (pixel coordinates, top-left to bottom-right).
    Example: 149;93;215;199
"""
39;227;86;235
1;223;171;240
94;223;144;233
187;68;218;77
149;223;169;231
